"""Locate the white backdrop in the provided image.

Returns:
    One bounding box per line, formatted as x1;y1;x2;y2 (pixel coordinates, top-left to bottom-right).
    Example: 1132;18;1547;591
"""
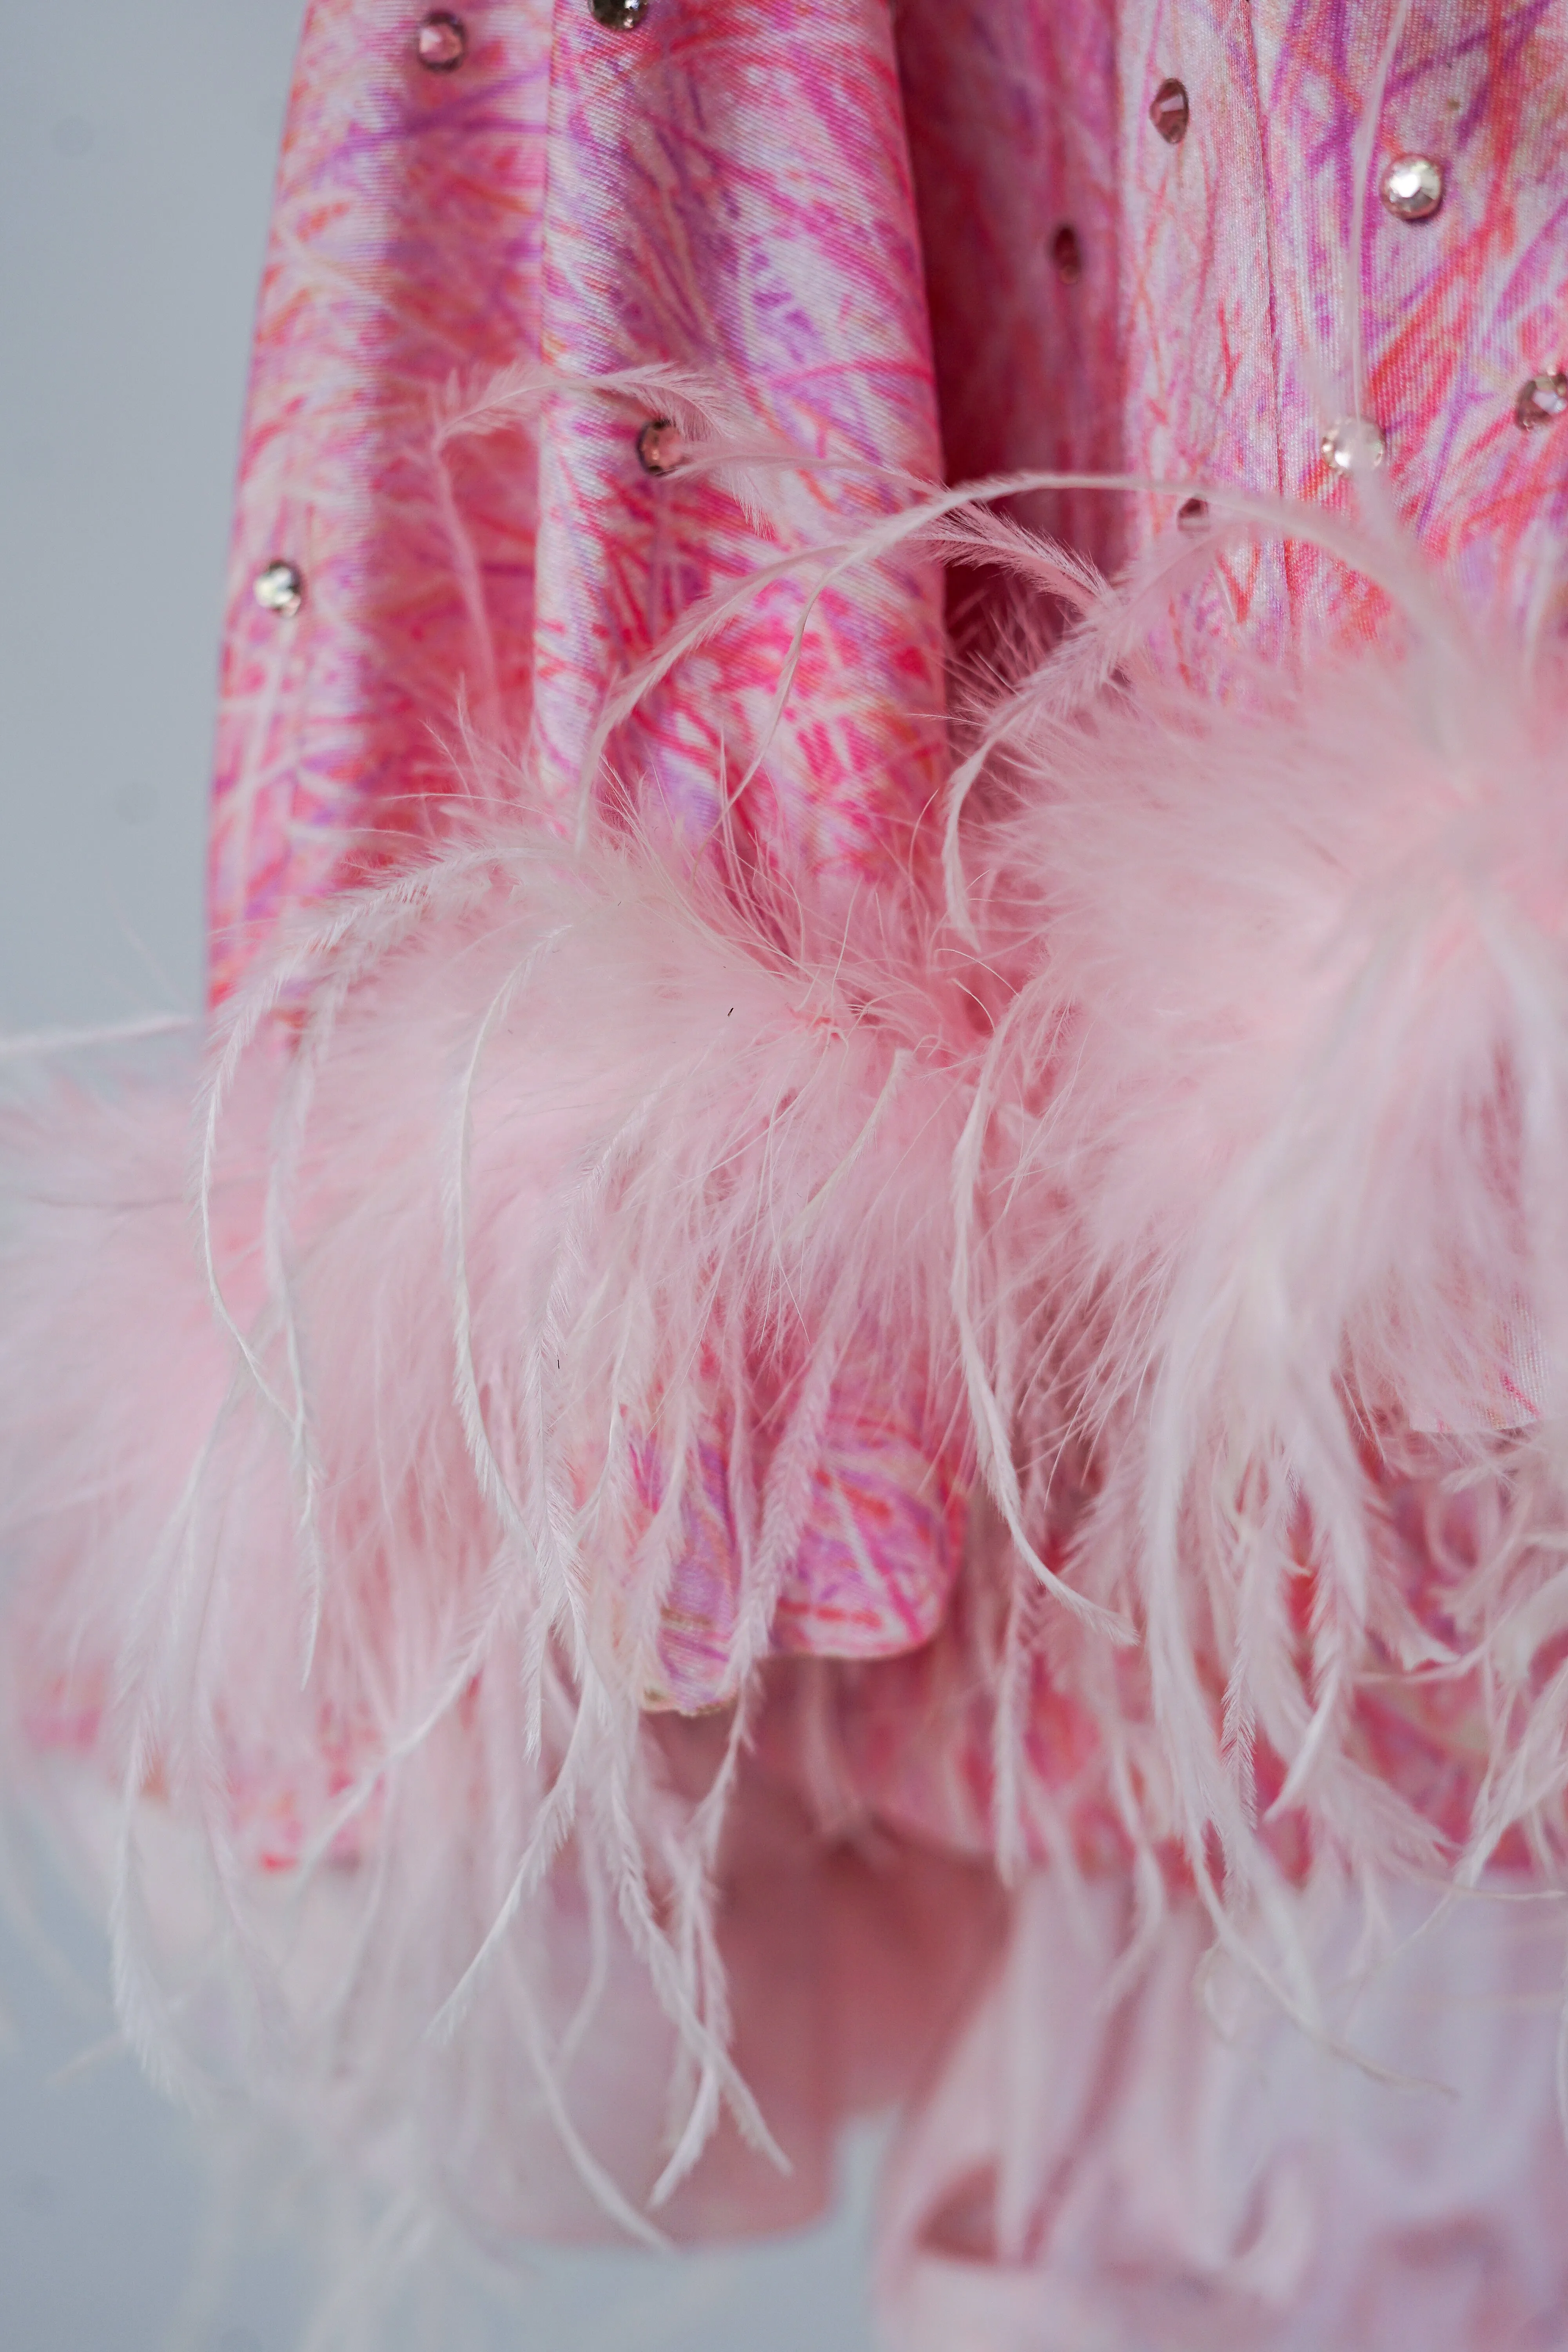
0;6;878;2345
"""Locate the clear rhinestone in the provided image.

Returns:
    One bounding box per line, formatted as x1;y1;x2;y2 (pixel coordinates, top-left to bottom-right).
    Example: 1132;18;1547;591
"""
1050;223;1083;284
1515;373;1568;430
1320;416;1386;474
1149;78;1190;145
636;418;685;476
590;0;648;25
416;11;467;70
1379;154;1443;221
253;559;304;618
1177;496;1210;535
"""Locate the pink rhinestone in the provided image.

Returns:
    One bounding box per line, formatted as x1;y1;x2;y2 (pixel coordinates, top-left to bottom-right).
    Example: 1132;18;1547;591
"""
1379;154;1443;221
636;419;685;476
1515;373;1568;431
1050;223;1083;284
416;11;466;71
1320;416;1386;474
1150;78;1190;145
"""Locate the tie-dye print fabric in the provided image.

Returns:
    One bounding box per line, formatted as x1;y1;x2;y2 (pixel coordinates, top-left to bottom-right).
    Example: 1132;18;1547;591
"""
212;0;1568;1719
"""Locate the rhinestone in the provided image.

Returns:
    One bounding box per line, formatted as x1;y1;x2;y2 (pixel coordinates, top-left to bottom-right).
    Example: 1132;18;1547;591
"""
590;0;648;25
253;559;304;618
1050;223;1083;284
1379;153;1443;221
1177;496;1209;534
636;417;685;476
416;11;467;70
1320;416;1386;474
1515;373;1568;430
1150;78;1190;145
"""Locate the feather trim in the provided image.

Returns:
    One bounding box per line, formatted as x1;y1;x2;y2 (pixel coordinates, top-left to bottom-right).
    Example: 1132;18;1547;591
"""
0;819;971;2223
13;452;1568;2243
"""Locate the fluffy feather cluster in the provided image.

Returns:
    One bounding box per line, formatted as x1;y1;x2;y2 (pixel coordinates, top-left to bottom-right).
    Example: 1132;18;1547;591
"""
961;602;1568;1949
0;825;976;2238
7;481;1568;2242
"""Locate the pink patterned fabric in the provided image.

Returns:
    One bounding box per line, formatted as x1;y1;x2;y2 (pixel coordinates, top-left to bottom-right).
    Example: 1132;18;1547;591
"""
215;0;1568;1080
212;0;946;1001
902;0;1568;677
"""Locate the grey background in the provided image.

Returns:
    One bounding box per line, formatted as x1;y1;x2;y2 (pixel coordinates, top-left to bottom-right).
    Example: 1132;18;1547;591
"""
0;5;878;2344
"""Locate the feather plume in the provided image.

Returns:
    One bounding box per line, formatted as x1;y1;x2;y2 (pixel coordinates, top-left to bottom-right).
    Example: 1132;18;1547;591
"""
961;584;1568;1918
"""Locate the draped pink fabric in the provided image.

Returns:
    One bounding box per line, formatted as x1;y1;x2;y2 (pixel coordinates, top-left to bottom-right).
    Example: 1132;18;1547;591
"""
210;0;1568;1811
211;0;948;1001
